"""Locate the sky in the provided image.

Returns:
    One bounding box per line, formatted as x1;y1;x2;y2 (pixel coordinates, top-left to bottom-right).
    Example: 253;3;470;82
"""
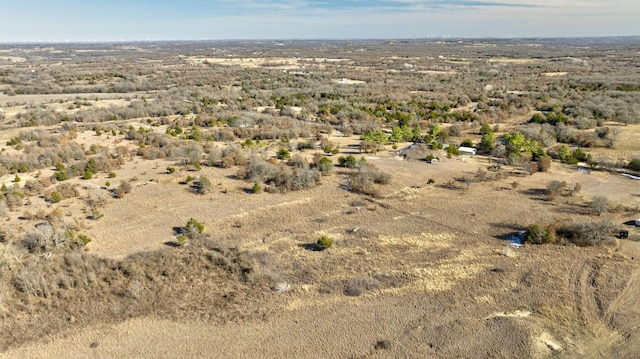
1;0;639;42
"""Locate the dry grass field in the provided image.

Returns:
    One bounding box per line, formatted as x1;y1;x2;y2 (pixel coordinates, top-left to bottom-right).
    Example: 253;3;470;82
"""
1;39;640;358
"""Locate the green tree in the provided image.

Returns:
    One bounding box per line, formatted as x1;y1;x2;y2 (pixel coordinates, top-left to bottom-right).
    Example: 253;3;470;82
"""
318;156;333;173
524;223;556;244
185;218;205;238
85;158;97;174
503;132;525;155
390;126;403;143
338;155;357;168
461;138;474;147
316;235;333;250
277;148;291;160
480;132;495;153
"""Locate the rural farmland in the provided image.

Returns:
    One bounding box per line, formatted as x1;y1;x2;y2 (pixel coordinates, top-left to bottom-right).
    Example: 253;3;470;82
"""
1;39;640;358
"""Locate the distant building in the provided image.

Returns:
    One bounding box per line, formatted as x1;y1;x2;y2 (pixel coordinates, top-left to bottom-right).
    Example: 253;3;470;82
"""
458;146;477;156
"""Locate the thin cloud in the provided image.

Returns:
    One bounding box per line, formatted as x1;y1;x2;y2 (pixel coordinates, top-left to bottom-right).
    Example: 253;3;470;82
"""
208;0;541;15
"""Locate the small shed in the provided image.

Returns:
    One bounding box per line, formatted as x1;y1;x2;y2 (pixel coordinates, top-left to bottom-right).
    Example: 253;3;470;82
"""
458;146;477;156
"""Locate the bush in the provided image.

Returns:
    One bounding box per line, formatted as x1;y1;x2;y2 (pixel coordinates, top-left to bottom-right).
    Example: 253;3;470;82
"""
176;234;189;247
276;147;291;160
537;156;552;172
23;222;71;254
349;164;392;196
185;218;205;238
591;195;609;216
76;234;92;246
317;156;333;173
559;220;616;247
195;175;212;194
461;138;474;147
524;223;556;244
628;158;640;171
344;276;382;297
83;171;93;180
252;182;261;194
119;180;132;194
166;166;176;174
338;155;357;168
108;172;116;178
49;191;62;203
425;154;438;162
54;171;69;181
89;209;104;220
316;235;333;250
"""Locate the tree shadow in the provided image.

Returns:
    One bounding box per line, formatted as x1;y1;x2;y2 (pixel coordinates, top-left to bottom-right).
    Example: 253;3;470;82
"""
518;188;548;200
553;202;591;216
164;240;181;248
298;243;322;251
489;222;523;235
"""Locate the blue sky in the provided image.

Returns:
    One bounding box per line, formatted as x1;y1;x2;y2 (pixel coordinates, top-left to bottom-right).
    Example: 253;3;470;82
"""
1;0;638;42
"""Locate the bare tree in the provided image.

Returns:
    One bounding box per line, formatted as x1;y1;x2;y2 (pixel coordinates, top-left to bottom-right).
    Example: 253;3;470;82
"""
591;196;609;216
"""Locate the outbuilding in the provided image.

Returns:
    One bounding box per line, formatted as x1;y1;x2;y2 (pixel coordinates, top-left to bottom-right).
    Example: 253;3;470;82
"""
458;146;477;156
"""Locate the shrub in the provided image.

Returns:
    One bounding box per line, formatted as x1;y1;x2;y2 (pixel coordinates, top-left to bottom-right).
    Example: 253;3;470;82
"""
108;172;116;178
89;209;104;220
344;276;382;296
252;182;261;194
425;154;438;162
13;175;21;183
537;156;552;172
461;138;474;147
349;164;392;196
317;156;333;173
338;155;357;168
558;220;616;247
276;147;291;160
176;234;189;247
23;222;71;254
628;158;640;171
546;180;566;200
195;175;212;194
184;218;205;239
54;170;69;182
446;146;460;158
524;223;556;244
76;234;92;246
49;191;62;203
119;180;132;194
83;171;93;180
316;235;333;250
166;166;176;174
591;196;609;216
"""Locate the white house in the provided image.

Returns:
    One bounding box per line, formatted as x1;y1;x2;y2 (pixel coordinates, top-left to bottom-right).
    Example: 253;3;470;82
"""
458;146;477;156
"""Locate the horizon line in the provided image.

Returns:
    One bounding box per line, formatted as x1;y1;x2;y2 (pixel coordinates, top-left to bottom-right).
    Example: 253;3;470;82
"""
2;35;640;46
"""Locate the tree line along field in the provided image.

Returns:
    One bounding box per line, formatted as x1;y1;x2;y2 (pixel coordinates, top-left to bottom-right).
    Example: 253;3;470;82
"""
1;39;640;358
